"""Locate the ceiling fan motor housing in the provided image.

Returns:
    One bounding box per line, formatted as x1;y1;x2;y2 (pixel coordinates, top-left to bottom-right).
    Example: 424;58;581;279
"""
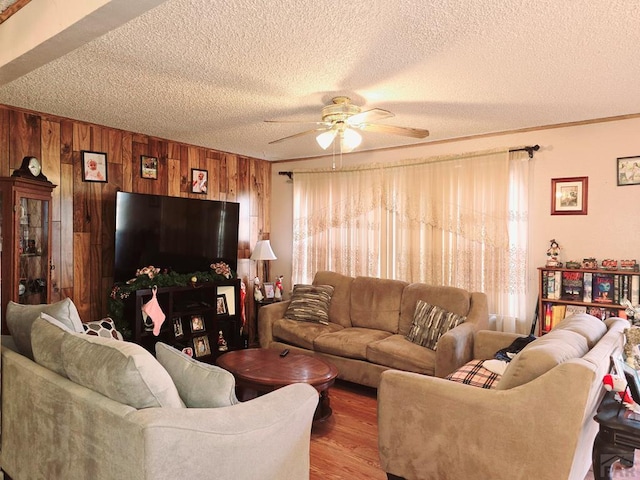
321;96;361;124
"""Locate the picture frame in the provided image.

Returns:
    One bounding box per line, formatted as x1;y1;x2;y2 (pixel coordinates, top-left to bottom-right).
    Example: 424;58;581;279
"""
551;177;588;215
190;315;205;333
191;168;208;194
173;317;184;338
81;151;108;183
141;155;158;180
216;294;228;316
616;156;640;186
264;282;275;299
193;335;211;358
622;361;640;406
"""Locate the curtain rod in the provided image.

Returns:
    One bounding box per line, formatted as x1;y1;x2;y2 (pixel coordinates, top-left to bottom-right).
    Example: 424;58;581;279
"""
278;144;540;180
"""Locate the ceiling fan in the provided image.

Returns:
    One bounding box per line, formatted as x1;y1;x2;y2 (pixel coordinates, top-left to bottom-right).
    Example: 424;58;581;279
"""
266;96;430;152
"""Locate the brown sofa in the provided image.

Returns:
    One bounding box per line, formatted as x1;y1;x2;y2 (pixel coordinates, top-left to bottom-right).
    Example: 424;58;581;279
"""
377;314;628;480
258;271;489;388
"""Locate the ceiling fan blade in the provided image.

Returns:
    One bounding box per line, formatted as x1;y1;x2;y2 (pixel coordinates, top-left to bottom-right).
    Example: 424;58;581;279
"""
268;127;328;145
360;123;430;139
346;108;394;126
265;119;329;126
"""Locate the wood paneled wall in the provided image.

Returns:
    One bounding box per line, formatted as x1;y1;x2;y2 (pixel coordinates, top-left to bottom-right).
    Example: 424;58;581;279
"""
0;104;271;323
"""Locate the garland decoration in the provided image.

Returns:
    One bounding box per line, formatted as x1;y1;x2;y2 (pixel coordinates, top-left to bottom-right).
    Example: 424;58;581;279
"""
108;262;235;339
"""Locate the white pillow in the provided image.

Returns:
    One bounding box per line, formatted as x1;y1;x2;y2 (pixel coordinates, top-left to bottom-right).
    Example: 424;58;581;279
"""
156;342;238;407
62;333;185;409
6;298;84;359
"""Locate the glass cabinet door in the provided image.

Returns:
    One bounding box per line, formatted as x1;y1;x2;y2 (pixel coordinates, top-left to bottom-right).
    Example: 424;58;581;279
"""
18;196;49;304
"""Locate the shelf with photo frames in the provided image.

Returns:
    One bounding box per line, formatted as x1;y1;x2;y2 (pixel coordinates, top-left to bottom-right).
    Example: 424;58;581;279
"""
127;279;242;363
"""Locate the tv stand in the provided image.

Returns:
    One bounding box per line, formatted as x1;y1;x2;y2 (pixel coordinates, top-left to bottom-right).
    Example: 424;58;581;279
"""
125;279;242;363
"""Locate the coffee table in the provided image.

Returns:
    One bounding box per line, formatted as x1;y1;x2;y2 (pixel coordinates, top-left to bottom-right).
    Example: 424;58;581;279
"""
217;348;339;421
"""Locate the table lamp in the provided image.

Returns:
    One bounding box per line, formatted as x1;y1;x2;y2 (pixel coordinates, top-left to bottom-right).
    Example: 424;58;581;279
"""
250;240;277;284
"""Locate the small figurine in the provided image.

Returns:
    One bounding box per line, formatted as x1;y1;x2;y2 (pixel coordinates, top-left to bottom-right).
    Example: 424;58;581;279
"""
546;239;562;267
274;275;283;301
253;276;264;301
217;330;228;352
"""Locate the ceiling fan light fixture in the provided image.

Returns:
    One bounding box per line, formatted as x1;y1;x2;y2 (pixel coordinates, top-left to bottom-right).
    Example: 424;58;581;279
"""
316;129;338;150
342;128;362;150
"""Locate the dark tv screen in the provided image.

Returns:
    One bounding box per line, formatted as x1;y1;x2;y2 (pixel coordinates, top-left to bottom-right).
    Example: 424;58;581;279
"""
114;191;239;282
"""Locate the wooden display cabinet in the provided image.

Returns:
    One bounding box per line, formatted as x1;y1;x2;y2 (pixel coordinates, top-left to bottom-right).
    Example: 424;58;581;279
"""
0;176;55;334
126;279;243;363
538;266;638;335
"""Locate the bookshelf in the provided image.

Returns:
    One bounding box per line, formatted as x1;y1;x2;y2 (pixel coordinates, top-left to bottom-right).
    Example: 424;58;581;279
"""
538;266;638;335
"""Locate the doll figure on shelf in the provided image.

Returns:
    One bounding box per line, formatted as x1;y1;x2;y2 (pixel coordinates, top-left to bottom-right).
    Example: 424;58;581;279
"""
217;330;228;352
253;276;264;301
274;275;283;301
546;239;562;267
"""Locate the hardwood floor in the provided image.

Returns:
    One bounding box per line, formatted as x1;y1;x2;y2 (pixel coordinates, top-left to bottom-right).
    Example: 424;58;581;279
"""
312;380;639;480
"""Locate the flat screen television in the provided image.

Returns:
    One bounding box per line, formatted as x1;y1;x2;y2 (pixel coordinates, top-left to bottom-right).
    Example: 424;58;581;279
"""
114;191;239;282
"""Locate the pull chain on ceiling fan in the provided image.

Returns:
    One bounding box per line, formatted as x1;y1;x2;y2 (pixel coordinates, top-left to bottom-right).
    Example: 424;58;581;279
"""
266;96;430;153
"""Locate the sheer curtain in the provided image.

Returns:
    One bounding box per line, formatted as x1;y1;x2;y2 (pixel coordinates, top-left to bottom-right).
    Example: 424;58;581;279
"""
292;148;530;321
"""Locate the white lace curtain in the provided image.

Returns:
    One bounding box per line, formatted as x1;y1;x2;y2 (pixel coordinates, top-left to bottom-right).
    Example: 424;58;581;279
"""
292;148;530;321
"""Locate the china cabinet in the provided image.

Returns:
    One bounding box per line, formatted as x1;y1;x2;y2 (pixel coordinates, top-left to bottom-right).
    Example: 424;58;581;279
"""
0;176;55;333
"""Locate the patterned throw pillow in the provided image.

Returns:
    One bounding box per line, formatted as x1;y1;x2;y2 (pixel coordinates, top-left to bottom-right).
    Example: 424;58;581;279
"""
284;284;335;325
82;317;124;340
405;300;466;350
446;359;501;389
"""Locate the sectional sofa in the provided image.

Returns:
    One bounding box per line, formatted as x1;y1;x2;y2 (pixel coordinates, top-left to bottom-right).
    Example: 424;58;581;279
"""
259;271;489;388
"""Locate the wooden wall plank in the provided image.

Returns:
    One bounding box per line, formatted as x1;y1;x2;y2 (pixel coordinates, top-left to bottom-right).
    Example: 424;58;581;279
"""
60;120;73;164
122;132;133;192
41;119;61;222
50;220;61;303
73;232;91;320
0;106;9;176
10;110;41;170
59;163;74;289
167;158;181;197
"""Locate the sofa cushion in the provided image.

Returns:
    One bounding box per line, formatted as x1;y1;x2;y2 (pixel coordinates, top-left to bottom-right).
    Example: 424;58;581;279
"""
5;298;85;359
446;359;501;389
552;313;607;348
350;276;407;332
284;284;335;325
366;334;436;376
31;314;71;377
82;317;124;340
497;329;590;390
273;318;343;350
405;300;466;350
313;327;392;360
155;342;238;407
399;283;472;336
62;332;185;409
313;271;354;328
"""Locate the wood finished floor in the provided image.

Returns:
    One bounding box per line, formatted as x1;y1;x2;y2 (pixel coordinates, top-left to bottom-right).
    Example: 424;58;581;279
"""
313;381;639;480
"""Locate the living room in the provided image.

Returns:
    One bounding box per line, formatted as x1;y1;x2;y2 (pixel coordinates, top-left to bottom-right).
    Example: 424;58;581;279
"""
2;2;640;479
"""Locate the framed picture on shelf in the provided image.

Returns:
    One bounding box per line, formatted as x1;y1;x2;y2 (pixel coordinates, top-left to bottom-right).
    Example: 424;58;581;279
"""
264;282;275;299
551;177;588;215
216;294;228;315
193;335;211;358
191;168;208;194
617;156;640;186
81;151;108;183
141;155;158;179
623;361;640;405
190;315;205;332
173;317;184;338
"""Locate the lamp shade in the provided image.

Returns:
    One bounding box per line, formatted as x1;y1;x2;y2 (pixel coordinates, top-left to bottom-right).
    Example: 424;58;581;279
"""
250;240;277;261
316;129;338;150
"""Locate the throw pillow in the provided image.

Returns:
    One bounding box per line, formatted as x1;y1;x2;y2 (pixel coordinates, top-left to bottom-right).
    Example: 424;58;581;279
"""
284;284;335;325
155;342;239;408
31;314;72;377
82;317;124;340
446;359;501;389
61;333;185;409
405;300;466;350
6;298;84;359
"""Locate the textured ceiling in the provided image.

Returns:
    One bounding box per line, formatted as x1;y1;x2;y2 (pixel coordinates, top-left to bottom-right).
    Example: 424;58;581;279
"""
1;0;640;161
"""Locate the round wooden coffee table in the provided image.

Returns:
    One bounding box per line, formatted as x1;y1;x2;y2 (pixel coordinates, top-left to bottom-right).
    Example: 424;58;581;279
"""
217;348;339;421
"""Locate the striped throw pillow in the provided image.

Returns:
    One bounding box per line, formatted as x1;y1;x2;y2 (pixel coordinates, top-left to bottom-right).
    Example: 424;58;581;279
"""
405;300;466;350
284;284;334;325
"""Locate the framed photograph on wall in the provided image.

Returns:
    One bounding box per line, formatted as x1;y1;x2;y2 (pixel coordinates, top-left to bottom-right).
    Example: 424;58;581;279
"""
191;168;208;194
81;151;108;183
617;156;640;186
141;155;158;179
551;177;588;215
216;294;228;315
193;335;211;358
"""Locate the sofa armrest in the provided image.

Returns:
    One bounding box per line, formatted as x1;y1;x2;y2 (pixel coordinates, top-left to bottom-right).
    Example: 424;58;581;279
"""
134;383;319;480
473;330;525;360
258;300;290;348
378;364;594;480
434;322;476;378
